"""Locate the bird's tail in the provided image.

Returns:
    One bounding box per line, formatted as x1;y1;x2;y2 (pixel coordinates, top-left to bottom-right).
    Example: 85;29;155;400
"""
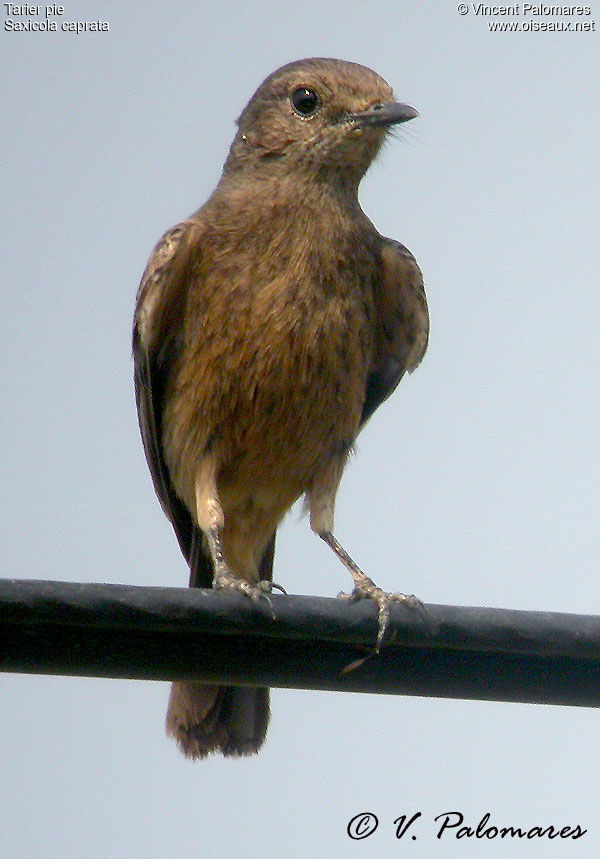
166;682;270;759
165;531;275;759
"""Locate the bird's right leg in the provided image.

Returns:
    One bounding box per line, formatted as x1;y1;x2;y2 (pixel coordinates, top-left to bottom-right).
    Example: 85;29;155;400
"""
195;463;274;609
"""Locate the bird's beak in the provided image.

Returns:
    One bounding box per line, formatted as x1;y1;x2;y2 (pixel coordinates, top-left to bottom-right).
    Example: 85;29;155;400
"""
348;102;418;127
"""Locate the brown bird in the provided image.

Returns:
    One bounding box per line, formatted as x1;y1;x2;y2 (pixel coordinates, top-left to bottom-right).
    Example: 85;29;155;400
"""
133;57;428;759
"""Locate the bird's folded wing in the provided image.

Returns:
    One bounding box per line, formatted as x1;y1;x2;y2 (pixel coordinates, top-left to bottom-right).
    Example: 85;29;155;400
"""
361;239;429;426
132;221;214;586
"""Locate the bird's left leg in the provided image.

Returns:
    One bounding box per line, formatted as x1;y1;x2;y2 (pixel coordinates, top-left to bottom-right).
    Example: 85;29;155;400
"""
307;461;421;650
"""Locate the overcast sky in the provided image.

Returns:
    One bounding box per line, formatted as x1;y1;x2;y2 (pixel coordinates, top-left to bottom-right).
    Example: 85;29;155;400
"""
2;2;599;857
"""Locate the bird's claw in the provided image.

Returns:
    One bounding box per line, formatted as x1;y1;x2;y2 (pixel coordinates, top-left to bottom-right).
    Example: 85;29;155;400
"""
213;570;277;619
266;580;287;595
337;578;422;650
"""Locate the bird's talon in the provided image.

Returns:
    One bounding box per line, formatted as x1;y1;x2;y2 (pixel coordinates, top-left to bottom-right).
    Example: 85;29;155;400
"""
337;580;422;650
214;572;277;618
246;583;275;617
258;579;287;595
270;581;287;595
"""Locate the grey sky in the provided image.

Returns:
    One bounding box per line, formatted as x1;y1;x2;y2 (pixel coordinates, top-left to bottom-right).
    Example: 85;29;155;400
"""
2;1;599;856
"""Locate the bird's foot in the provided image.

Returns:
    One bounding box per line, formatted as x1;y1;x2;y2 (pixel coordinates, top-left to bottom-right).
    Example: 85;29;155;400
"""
319;529;422;649
213;568;277;618
337;578;422;650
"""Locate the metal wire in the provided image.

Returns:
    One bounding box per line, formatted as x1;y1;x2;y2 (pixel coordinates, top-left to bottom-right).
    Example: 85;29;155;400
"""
1;578;599;706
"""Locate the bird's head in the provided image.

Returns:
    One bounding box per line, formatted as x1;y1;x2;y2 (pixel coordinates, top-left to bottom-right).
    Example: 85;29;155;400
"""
223;58;417;187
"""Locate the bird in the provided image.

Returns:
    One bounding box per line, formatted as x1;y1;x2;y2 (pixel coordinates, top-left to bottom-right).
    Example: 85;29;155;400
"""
133;57;429;759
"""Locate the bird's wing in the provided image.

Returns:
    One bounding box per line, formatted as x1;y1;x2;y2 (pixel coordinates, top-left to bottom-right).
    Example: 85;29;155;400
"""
361;239;429;426
133;220;214;587
133;221;276;587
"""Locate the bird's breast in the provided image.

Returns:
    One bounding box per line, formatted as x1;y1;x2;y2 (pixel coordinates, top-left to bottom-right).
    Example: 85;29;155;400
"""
164;253;375;511
225;271;372;464
160;192;383;517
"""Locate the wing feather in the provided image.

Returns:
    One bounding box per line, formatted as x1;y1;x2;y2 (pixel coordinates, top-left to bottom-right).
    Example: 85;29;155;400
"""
361;239;429;425
132;223;215;586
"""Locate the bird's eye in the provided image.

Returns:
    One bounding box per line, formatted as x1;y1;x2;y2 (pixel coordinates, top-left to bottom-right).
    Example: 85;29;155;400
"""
290;87;319;117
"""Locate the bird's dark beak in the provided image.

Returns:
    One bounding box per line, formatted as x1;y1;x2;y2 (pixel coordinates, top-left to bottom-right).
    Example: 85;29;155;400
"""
349;102;418;127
